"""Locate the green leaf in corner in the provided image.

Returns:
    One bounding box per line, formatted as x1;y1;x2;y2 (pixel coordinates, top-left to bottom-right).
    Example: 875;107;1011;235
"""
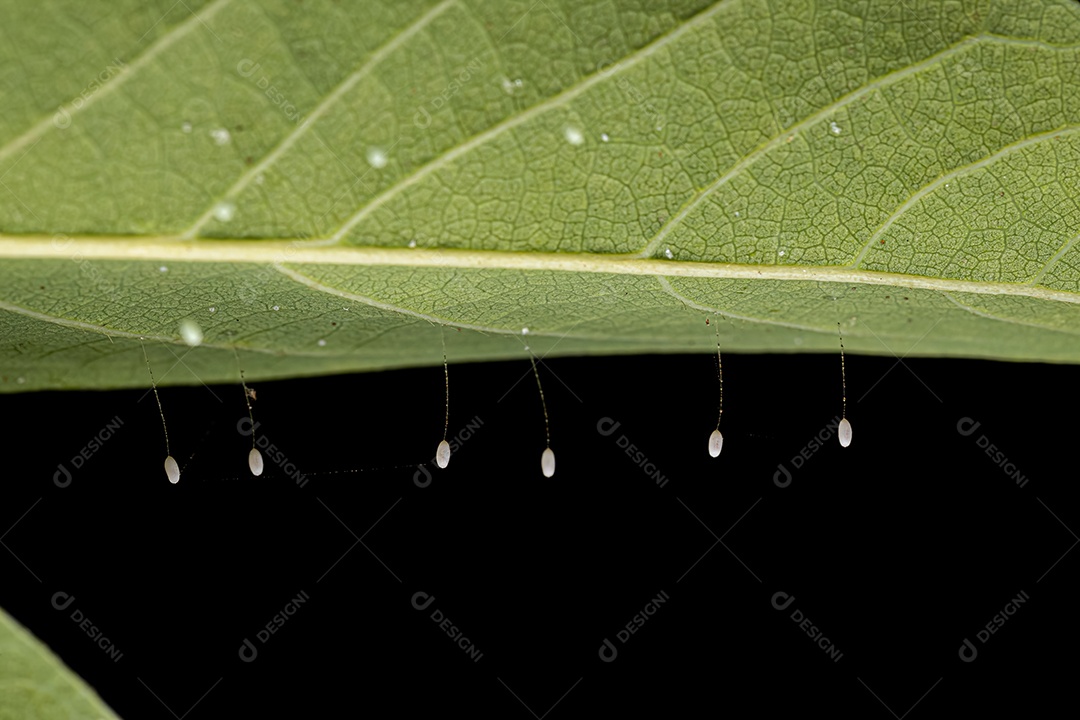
0;607;122;720
2;0;1080;392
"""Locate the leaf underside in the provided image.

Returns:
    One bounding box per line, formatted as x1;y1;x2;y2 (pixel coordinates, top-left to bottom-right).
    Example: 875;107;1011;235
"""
3;0;1080;391
0;607;122;720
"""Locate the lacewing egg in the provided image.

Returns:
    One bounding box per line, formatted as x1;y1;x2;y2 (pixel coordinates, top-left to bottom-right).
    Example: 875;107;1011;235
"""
708;429;723;457
541;447;555;477
249;448;264;476
836;324;851;448
436;440;451;469
165;455;180;484
838;418;852;448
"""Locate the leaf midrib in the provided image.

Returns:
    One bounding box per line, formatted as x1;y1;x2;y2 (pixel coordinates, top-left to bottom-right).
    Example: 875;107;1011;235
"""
1;235;1077;305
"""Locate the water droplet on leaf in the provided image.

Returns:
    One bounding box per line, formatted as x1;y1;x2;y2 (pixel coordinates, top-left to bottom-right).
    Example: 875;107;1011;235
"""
212;201;235;222
179;319;203;347
366;147;388;168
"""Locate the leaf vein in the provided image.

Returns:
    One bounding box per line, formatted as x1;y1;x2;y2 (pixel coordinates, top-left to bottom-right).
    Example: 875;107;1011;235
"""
850;125;1080;268
181;0;459;238
0;0;234;166
942;292;1080;336
638;33;1080;259
328;0;737;243
275;263;568;337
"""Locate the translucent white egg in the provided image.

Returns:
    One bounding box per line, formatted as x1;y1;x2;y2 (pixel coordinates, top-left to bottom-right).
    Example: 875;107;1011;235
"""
838;418;852;447
436;439;451;469
165;455;180;484
708;429;723;458
249;448;264;476
541;447;555;477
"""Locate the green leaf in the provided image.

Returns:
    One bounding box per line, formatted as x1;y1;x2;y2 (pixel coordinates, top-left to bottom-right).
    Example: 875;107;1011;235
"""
0;607;122;719
3;0;1080;392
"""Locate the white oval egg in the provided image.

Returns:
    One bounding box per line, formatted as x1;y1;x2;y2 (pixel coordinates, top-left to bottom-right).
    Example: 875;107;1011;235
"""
708;429;723;457
164;455;180;484
838;418;852;448
541;447;555;477
249;448;264;476
436;439;451;469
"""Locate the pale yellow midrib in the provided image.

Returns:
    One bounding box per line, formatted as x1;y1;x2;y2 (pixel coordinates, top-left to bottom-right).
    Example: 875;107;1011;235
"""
1;236;1078;305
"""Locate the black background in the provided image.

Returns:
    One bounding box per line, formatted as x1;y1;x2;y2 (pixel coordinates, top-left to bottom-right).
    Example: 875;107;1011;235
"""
1;348;1075;717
